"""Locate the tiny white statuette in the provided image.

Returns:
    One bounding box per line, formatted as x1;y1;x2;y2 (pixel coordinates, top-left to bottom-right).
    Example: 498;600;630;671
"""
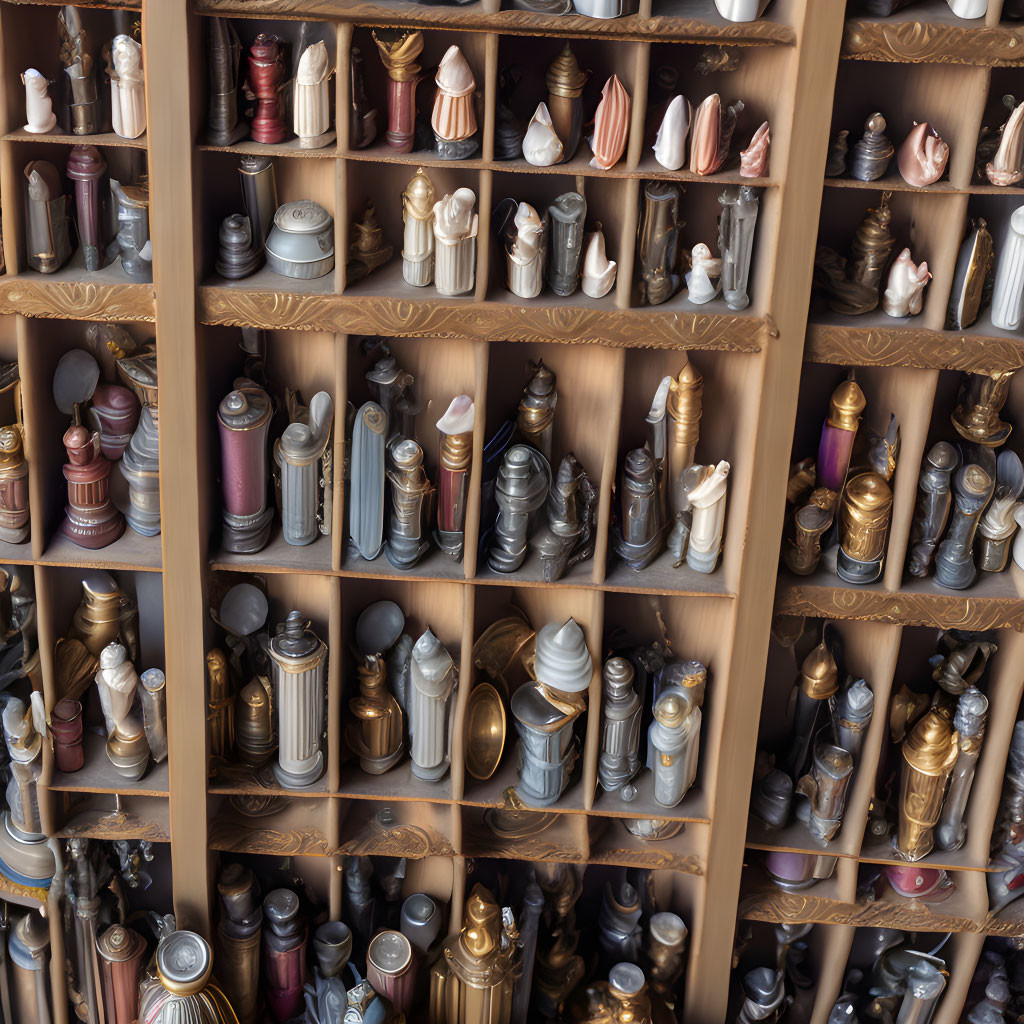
882;248;931;318
653;95;691;172
947;0;988;17
294;41;332;148
687;460;730;574
506;202;545;299
713;0;771;21
992;206;1024;331
685;243;722;305
582;229;617;299
523;103;564;167
110;35;146;140
433;188;478;297
21;69;56;134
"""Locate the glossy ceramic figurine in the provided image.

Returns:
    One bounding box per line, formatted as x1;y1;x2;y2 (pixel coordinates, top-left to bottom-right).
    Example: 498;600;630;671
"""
110;180;152;283
817;195;895;315
582;228;617;298
408;628;457;781
433;188;477;296
546;46;586;161
935;687;988;852
436;394;474;560
275;390;334;547
638;181;682;305
907;442;959;577
268;200;336;280
402;168;435;287
947;218;993;329
218;382;273;553
977;451;1024;571
60;425;126;549
590;75;630;171
248;35;286;144
0;426;29;545
432;45;478;159
837;471;893;584
67;145;106;271
987;98;1024;185
691;94;743;176
991;206;1024;330
347;203;390;283
385;439;433;570
546;192;586;297
506;202;545;298
523;104;563;167
598;657;642;799
294;41;334;149
263;890;307;1022
59;6;100;135
654;95;691;171
109;35;146;140
935;463;994;589
95;642;149;780
718;186;759;310
882;248;930;317
897;122;949;187
715;0;771;18
686;243;721;304
849;113;894;182
21;70;55;133
741;121;771;178
24;160;72;274
538;452;596;582
373;30;424;153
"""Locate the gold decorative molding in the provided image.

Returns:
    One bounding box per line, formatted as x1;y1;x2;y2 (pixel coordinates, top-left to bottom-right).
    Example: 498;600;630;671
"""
337;821;455;859
0;876;49;908
209;819;331;856
806;323;1024;373
59;808;170;842
0;277;155;322
775;581;1024;631
199;287;768;351
589;847;705;874
843;19;1024;66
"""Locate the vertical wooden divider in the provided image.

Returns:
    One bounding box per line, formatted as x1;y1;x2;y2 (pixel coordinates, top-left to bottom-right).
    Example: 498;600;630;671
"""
615;177;640;310
450;582;476;802
937;932;986;1024
809;925;855;1024
482;32;498;162
143;0;211;936
591;346;626;584
16;316;45;561
580;588;604;811
460;340;489;580
332;334;348;570
626;43;649;171
476;169;493;303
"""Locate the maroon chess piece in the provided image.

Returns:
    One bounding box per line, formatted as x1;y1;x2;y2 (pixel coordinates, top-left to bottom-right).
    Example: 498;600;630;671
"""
90;384;140;459
247;34;287;144
66;145;107;272
59;424;125;549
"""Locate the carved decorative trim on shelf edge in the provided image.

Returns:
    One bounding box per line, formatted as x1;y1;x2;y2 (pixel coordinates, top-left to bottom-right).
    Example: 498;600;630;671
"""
805;324;1024;373
209;820;331;856
590;848;705;874
198;289;768;351
465;832;587;862
843;20;1024;66
0;278;155;322
60;810;170;842
8;0;138;6
337;822;455;860
775;583;1024;631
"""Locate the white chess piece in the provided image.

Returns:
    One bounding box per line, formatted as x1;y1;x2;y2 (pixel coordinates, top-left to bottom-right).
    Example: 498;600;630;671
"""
713;0;771;21
654;95;691;172
522;103;563;167
294;41;332;148
685;243;722;305
582;229;617;299
110;35;146;140
991;207;1024;331
21;69;56;134
947;0;987;17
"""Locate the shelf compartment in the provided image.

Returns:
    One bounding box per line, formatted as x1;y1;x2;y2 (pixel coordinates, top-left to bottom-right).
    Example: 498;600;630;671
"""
55;794;170;843
337;798;456;858
588;815;707;873
49;729;170;797
208;794;334;855
461;803;589;861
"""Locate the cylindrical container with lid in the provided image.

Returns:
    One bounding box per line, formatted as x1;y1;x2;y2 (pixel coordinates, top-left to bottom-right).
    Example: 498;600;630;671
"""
816;379;866;493
263;889;307;1023
647;688;701;808
837;471;893;585
897;710;960;862
98;923;147;1024
545;191;586;297
367;930;416;1016
138;930;238;1024
50;698;84;772
218;382;273;554
265;200;335;280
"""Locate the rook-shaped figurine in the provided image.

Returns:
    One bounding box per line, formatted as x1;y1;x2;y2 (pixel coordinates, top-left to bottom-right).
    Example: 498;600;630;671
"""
849;113;894;182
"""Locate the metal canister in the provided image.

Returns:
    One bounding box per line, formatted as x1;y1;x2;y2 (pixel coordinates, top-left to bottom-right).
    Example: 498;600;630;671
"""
98;924;147;1024
837;471;892;585
218;383;273;554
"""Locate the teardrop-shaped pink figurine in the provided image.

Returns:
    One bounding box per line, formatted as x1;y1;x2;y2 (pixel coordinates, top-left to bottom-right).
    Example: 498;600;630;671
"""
590;74;630;171
896;121;949;187
690;94;722;176
740;120;770;178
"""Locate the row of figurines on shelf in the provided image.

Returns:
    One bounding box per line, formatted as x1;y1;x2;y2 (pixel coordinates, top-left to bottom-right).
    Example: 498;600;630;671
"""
782;371;1022;590
0;329;160;548
214;340;730;578
20;6;145;140
44;851;688;1024
748;626;1004;903
20;151;151;281
201;582;707;814
814;190;1024;332
215;153;762;311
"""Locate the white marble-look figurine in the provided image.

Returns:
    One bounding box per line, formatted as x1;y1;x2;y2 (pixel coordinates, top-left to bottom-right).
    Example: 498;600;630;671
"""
947;0;987;16
95;642;142;742
523;103;563;167
882;248;931;318
507;202;544;299
294;41;333;148
686;243;722;305
992;206;1024;331
22;69;56;134
714;0;771;20
433;188;478;297
687;461;730;573
582;228;617;299
574;0;628;17
111;35;146;140
653;95;691;172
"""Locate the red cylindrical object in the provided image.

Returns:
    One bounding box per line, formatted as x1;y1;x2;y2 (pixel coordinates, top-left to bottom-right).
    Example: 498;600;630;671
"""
97;924;147;1024
263;932;307;1022
218;387;271;518
66;145;107;272
248;35;286;144
51;699;84;772
386;78;419;153
437;464;467;533
60;426;125;549
366;930;416;1016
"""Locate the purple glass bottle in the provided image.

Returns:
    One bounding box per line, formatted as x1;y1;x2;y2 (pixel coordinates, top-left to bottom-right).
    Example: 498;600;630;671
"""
218;381;273;554
816;379;866;493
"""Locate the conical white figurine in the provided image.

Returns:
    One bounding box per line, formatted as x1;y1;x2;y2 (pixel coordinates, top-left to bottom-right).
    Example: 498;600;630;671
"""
523;103;563;167
507;202;545;299
653;95;691;172
582;229;617;299
110;35;146;140
714;0;771;21
883;248;930;318
987;100;1024;186
687;461;730;573
686;243;721;305
294;40;333;149
534;618;592;694
947;0;987;16
21;69;56;134
740;121;771;178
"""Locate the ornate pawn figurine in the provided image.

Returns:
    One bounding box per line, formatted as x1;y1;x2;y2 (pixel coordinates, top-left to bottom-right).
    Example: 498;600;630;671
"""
433;188;478;296
373;29;424;153
349;654;404;775
109;35;146;140
896;709;959;861
638;180;682;305
935;687;988;852
294;41;334;149
429;885;519;1024
218;382;273;554
0;426;30;544
60;425;125;549
21;70;55;134
523;103;563;167
24;160;72;274
978;451;1024;571
518;360;557;461
385;439;433;570
263;890;307;1023
275;390;334;547
987;98;1024;185
992;206;1024;330
687;461;729;573
648;687;701;807
489;444;551;573
269;611;326;788
547;46;586;161
118;346;161;535
817;379;865;492
935;463;993;590
409;629;456;781
654;95;691;172
512;618;591;806
436;395;474;560
795;742;854;843
66;146;106;271
952;370;1014;446
598;657;642;799
546;191;586;297
907;442;959;577
506;202;545;299
849;114;894;182
947;219;993;329
882;248;930;318
582;227;617;298
897;122;949;187
741;121;771;178
95;642;150;781
784;640;838;780
1;695;47;856
590;75;630;171
402;168;435;287
432;45;478;159
247;35;286;144
206;18;246;146
216;864;263;1024
686;243;721;304
837;472;893;585
236;676;275;768
59;6;100;135
718;186;760;310
537;453;596;582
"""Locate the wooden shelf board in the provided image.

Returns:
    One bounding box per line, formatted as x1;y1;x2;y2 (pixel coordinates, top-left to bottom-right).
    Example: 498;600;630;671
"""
210;528;332;575
208;796;333;856
336;757;453;804
823;173;961;195
590;772;709;823
39;528;163;573
49;731;170;796
5;0;139;8
0;539;34;565
340;543;466;582
3;128;147;150
56;796;170;843
603;547;736;597
858;830;991;874
199;277;769;349
0;256;155;322
209;760;330;797
587;821;706;874
774;564;1024;630
745;813;861;861
338;802;455;859
842;10;1024;66
198;137;337;159
190;0;795;44
462;810;587;863
473;546;595;587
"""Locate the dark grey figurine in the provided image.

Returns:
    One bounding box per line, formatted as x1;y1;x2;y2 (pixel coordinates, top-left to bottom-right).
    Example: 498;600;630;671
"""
907;442;959;578
849;113;895;182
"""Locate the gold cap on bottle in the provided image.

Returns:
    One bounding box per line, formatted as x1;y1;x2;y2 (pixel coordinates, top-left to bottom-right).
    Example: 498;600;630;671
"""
826;379;866;432
546;44;586;99
799;641;838;701
903;709;959;777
